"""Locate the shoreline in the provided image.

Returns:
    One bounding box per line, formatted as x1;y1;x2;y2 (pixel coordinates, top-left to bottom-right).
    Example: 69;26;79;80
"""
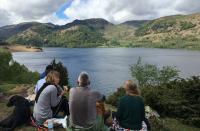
0;45;43;52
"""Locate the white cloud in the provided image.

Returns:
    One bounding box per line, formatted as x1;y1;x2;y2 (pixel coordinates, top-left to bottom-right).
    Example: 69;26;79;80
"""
0;0;67;26
0;9;12;26
0;0;200;27
38;13;72;25
64;0;200;24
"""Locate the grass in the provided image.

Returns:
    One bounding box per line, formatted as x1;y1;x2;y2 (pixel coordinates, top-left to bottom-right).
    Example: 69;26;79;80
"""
0;84;33;95
0;84;18;93
163;118;200;131
0;84;199;131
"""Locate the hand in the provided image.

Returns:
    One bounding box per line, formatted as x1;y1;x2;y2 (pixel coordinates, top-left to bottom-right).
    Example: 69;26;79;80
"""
63;86;68;92
60;86;68;96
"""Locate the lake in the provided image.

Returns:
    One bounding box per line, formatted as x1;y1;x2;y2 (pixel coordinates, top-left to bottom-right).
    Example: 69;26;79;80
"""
12;48;200;96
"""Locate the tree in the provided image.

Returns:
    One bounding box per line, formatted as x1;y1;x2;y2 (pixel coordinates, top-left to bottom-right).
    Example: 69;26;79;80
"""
0;49;12;80
50;59;69;88
130;57;179;87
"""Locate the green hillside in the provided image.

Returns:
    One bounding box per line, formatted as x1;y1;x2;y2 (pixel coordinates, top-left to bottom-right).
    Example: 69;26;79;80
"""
5;19;110;47
1;13;200;49
103;25;136;47
133;14;200;49
46;25;107;47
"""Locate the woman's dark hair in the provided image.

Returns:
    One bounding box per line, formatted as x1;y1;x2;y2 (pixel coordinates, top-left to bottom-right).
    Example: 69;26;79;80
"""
45;65;53;75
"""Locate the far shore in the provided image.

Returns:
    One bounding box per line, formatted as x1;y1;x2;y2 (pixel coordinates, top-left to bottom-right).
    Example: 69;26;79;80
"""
0;45;43;52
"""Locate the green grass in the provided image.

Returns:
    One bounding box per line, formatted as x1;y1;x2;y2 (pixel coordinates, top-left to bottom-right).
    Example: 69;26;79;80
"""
0;84;18;93
163;118;200;131
0;84;199;131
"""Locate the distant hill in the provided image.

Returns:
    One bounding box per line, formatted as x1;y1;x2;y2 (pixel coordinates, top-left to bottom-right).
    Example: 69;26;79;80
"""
133;13;200;49
103;25;136;47
61;18;113;30
120;20;149;28
0;22;39;40
1;13;200;49
1;19;112;47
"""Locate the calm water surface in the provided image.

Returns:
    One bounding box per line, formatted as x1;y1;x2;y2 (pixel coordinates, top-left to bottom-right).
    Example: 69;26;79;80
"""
12;48;200;96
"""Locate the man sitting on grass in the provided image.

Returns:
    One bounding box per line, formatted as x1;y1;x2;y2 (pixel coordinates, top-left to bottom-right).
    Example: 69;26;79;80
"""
68;72;108;131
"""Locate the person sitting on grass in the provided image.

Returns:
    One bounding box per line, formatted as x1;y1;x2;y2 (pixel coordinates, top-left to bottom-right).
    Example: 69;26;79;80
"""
33;70;68;125
111;80;147;131
68;72;109;131
35;64;53;94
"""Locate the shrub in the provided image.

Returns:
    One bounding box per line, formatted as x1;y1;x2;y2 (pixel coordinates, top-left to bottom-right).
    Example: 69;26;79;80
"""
180;21;196;30
130;57;179;87
106;87;125;106
135;20;176;36
0;48;39;84
7;61;39;84
142;76;200;127
50;59;69;88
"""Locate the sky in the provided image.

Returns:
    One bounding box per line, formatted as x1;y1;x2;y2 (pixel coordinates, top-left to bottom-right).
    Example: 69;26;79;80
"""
0;0;200;27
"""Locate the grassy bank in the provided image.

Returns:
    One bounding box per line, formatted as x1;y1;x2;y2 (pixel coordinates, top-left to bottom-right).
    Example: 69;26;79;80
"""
0;86;199;131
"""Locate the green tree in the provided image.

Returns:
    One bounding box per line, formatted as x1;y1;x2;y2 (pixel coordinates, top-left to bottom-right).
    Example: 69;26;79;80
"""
0;49;12;80
130;57;179;87
50;59;69;88
0;48;39;84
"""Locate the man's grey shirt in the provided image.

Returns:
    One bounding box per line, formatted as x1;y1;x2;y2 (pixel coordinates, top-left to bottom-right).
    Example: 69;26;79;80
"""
69;86;103;127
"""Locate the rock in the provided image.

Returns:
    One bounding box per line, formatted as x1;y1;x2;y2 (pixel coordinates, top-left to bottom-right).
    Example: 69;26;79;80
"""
0;92;4;98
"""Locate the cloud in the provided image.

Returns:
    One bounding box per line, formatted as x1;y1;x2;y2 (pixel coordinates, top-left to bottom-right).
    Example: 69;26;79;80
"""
38;13;72;25
175;0;200;14
0;0;200;27
0;9;12;26
64;0;200;24
0;0;67;26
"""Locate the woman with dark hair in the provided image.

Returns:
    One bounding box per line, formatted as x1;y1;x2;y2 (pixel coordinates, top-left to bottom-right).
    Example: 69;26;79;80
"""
112;80;147;130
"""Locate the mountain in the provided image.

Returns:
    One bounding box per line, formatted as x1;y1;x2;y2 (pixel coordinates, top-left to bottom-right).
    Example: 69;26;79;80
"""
0;22;39;40
120;20;149;28
133;13;200;49
61;18;113;30
1;13;200;49
3;19;112;47
0;22;59;40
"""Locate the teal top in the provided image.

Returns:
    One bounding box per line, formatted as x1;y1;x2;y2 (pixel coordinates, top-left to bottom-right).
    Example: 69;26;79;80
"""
115;95;145;130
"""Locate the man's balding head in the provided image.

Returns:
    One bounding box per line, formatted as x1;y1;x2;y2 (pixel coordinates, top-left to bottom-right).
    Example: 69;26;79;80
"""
78;71;90;87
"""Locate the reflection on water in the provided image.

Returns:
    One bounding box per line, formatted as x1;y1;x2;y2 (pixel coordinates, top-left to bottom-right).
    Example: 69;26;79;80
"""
12;48;200;96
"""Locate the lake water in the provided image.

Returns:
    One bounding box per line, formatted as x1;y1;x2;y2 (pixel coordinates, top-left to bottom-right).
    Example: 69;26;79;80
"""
12;48;200;96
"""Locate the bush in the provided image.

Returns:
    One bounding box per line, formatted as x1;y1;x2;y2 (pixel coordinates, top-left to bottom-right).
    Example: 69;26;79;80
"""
7;61;39;84
142;76;200;127
180;21;196;30
0;49;12;81
0;48;39;84
130;57;179;87
106;87;125;106
50;59;69;88
135;20;176;36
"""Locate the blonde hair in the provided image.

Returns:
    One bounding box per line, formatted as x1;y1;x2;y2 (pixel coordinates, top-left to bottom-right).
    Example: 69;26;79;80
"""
46;70;60;85
124;80;140;96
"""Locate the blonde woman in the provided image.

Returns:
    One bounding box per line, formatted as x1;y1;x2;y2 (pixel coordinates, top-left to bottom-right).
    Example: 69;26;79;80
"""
111;80;146;130
33;70;67;125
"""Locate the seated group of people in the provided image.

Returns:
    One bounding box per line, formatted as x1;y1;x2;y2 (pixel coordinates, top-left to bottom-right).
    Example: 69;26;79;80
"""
33;65;147;131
